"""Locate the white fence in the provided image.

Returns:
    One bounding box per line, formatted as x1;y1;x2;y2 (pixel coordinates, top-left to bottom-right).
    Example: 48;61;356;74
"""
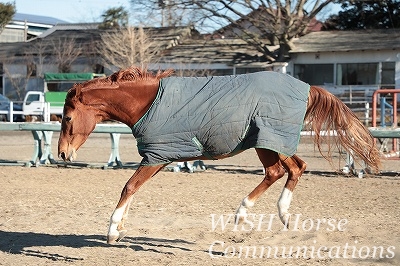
0;101;51;122
321;85;380;126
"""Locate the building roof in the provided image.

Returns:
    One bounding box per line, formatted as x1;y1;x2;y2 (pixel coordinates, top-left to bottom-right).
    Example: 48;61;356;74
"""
37;23;102;38
33;24;196;52
2;22;399;69
13;13;68;25
0;24;198;60
1;13;70;41
160;37;276;66
0;21;275;67
291;29;400;53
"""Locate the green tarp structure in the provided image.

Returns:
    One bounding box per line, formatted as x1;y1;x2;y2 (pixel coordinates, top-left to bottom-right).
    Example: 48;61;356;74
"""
44;73;103;82
44;91;68;107
44;73;106;92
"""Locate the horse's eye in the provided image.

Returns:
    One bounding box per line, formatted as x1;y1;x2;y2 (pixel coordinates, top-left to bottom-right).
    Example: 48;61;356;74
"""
64;116;72;122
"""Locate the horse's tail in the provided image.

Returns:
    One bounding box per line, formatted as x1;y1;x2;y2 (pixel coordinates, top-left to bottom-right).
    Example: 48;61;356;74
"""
304;86;381;172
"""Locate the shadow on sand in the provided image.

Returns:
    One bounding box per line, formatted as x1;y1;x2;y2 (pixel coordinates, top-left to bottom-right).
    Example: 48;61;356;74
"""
0;230;194;261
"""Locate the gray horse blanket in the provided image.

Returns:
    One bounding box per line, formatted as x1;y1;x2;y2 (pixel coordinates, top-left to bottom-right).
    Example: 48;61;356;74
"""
132;71;310;165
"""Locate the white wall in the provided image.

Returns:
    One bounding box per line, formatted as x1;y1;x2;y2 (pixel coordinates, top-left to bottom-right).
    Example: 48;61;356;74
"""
288;49;400;88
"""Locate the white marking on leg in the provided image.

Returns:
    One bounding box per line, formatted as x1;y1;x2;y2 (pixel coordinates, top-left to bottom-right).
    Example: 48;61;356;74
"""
277;188;293;226
235;196;254;224
108;205;126;239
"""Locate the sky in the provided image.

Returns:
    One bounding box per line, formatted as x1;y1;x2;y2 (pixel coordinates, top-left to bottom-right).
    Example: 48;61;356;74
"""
12;0;132;23
10;0;341;25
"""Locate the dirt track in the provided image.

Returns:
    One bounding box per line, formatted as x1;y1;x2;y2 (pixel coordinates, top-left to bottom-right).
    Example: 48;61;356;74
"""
0;131;399;265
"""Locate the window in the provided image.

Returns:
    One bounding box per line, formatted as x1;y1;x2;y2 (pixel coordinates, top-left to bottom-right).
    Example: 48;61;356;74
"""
25;93;40;105
294;64;334;85
381;62;395;88
47;82;76;92
337;63;378;85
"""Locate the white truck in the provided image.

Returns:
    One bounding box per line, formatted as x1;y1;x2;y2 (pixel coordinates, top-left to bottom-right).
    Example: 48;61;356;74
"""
23;91;67;117
22;73;105;121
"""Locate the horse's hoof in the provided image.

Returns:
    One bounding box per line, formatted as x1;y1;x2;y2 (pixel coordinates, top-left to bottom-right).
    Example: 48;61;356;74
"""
116;230;128;242
234;214;244;225
107;234;119;244
279;213;291;229
107;230;128;244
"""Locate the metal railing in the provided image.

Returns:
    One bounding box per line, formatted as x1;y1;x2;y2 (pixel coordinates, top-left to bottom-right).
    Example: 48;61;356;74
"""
371;89;400;152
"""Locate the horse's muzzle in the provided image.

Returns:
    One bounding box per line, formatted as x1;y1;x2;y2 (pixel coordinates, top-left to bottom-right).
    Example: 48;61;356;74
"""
59;151;67;161
58;149;76;162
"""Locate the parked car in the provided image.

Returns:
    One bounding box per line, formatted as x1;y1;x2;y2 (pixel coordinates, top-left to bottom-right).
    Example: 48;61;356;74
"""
0;94;24;122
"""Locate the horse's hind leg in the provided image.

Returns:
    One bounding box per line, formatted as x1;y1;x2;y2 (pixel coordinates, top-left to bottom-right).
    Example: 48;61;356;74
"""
107;164;166;244
235;149;285;224
277;154;307;227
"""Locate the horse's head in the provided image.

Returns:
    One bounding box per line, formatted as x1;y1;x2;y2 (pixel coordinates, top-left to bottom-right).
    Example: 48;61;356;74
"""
58;67;174;162
58;86;103;162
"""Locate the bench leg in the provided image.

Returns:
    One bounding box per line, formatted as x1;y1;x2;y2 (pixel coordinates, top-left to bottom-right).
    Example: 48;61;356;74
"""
30;131;43;166
108;133;123;167
344;150;369;178
343;151;355;175
30;130;57;166
40;131;57;164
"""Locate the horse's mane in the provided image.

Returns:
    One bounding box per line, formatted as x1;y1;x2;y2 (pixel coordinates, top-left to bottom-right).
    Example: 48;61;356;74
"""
72;66;174;91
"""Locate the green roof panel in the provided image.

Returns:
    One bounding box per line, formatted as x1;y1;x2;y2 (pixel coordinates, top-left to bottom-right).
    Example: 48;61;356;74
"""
44;73;95;81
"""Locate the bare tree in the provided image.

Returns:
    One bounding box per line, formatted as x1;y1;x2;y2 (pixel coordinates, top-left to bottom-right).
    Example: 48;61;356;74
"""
130;0;335;62
131;0;200;27
97;26;160;70
80;36;103;73
2;38;51;100
174;67;215;77
173;62;216;77
51;37;82;73
3;59;35;100
31;39;48;78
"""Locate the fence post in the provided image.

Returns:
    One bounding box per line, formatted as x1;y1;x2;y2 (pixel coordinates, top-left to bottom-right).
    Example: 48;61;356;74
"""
349;86;352;104
380;96;386;127
364;102;369;126
9;101;14;122
43;102;51;122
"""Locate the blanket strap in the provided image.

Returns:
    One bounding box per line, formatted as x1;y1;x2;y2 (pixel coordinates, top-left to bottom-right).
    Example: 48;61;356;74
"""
191;137;215;160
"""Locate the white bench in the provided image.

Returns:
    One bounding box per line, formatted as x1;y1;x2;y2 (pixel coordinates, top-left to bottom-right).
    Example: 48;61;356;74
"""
345;127;400;177
0;122;131;167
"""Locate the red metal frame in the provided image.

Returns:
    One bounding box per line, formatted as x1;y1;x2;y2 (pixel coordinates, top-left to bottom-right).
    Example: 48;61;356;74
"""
371;89;399;151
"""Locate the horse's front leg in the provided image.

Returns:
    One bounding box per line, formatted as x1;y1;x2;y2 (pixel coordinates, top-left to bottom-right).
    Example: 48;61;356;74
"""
107;164;166;244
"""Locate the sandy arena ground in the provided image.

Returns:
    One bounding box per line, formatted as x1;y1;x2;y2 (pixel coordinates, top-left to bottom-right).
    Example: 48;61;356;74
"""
0;130;399;265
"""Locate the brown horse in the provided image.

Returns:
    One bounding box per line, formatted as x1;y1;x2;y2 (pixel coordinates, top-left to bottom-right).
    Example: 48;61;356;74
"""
58;67;380;244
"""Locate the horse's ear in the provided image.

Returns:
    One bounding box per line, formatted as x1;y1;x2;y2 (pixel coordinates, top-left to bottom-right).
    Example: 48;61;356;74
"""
66;87;79;99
